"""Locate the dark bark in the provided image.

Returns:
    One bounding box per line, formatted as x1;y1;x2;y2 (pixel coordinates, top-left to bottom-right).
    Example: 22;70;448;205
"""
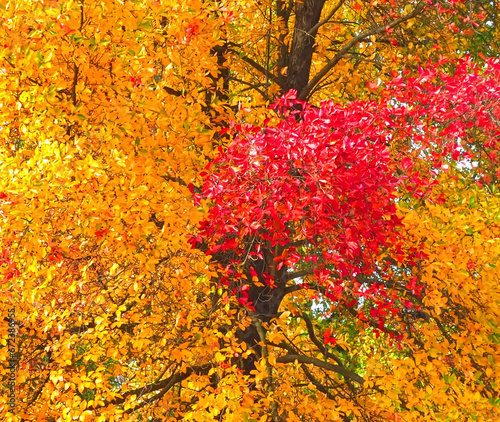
284;0;326;94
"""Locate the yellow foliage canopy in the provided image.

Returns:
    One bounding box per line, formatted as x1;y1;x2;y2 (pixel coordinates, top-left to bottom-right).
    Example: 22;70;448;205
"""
0;0;499;421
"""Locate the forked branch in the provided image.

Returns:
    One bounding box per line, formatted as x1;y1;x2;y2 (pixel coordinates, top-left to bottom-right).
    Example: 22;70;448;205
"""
299;1;428;99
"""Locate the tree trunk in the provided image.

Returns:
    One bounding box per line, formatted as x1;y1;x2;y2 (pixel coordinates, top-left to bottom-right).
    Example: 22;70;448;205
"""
284;0;326;94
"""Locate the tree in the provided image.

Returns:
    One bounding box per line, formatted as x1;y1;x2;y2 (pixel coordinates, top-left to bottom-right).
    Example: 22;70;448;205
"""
0;0;499;421
194;59;500;421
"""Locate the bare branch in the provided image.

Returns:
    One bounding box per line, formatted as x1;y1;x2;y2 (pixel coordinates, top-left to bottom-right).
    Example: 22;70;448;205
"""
25;355;52;407
252;315;280;420
283;281;326;296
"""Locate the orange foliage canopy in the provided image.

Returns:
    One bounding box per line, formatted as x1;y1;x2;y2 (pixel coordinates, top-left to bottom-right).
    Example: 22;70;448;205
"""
0;1;499;421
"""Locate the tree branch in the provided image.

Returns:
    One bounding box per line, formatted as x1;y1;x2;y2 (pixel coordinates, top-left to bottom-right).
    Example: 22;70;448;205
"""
161;174;201;194
300;313;344;365
25;355;52;407
284;268;316;282
123;365;181;413
283;281;324;296
99;364;212;408
252;315;280;420
231;51;283;87
299;1;428;99
276;354;365;385
301;364;336;400
308;0;344;35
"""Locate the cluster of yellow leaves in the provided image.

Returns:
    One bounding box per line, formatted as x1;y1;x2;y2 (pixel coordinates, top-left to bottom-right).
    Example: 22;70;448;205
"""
0;0;246;420
365;175;500;421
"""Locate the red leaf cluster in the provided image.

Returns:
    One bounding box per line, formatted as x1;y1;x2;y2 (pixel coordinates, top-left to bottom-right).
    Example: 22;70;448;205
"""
200;94;404;278
192;57;500;323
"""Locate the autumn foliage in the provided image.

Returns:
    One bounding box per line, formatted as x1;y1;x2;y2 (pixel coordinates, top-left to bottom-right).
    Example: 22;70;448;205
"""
0;0;499;421
192;59;500;420
194;92;406;324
